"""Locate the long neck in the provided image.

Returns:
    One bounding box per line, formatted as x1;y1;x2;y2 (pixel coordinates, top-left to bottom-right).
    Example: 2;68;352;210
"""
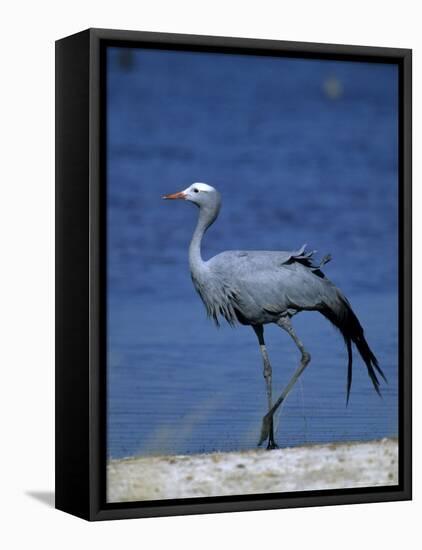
189;205;217;274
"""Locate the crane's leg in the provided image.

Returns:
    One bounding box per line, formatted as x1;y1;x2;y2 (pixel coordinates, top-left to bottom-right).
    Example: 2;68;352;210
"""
253;325;278;450
258;316;311;447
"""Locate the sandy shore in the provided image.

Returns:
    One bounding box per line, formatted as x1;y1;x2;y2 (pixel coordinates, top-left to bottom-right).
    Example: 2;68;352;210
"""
107;437;398;503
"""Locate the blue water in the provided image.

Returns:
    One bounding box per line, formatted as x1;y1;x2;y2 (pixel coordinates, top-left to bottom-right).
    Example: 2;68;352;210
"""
106;47;398;459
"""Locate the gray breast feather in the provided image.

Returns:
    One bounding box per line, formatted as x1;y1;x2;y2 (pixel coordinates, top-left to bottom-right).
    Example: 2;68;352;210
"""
194;245;334;325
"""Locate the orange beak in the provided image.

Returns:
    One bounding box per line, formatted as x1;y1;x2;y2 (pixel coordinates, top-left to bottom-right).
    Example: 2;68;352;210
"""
162;191;186;200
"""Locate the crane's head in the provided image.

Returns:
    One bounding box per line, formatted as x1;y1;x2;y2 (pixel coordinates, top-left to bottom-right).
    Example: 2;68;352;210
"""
163;183;221;212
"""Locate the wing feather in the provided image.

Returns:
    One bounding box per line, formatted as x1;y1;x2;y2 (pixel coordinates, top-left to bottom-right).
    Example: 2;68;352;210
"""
202;245;333;324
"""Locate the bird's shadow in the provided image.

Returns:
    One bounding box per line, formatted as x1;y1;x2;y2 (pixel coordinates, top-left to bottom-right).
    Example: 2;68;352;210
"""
26;491;55;508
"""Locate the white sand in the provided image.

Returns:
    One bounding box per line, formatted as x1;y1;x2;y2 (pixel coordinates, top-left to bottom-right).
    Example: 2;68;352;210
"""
107;437;398;503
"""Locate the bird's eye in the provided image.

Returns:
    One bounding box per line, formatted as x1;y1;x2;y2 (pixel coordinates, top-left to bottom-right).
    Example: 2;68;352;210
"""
193;188;199;193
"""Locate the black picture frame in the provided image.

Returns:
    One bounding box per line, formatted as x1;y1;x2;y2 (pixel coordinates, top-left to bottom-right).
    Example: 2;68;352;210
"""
55;28;412;521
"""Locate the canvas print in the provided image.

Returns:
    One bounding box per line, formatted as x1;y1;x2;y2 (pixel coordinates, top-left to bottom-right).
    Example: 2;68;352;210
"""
105;46;398;503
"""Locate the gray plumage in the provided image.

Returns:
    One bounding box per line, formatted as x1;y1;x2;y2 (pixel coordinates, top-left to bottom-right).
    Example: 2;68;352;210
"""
164;182;386;449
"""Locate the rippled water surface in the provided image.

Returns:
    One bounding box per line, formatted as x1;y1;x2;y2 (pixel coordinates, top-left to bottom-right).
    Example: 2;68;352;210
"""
106;48;398;459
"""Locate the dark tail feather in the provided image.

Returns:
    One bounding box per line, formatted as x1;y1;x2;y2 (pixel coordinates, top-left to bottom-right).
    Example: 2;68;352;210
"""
345;337;353;405
321;294;387;403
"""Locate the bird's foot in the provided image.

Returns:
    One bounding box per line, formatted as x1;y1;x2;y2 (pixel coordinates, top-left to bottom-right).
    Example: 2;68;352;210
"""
266;440;279;450
257;413;272;447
